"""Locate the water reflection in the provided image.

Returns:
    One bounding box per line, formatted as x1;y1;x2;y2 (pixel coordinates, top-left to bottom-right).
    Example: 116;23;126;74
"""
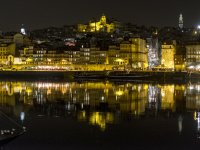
1;81;200;132
178;115;183;134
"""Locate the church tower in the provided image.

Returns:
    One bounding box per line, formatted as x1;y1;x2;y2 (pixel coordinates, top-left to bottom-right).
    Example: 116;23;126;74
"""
20;24;26;35
179;14;183;29
100;14;106;25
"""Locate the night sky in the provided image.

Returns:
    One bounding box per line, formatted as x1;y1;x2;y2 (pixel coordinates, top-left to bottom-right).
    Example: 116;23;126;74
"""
1;0;200;31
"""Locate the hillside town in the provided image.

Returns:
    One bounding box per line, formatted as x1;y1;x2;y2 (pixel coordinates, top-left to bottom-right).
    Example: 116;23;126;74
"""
0;14;200;72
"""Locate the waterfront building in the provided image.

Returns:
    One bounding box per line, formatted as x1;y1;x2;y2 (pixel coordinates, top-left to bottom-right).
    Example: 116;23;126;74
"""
0;43;16;65
79;48;91;64
19;46;34;64
161;42;175;70
20;45;74;66
174;45;186;71
119;38;148;69
146;38;159;68
0;36;14;44
90;48;108;65
64;49;80;65
185;44;200;70
78;15;117;33
79;47;109;70
108;45;120;66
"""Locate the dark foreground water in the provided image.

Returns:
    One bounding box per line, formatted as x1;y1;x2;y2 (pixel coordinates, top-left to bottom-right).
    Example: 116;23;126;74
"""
0;81;200;149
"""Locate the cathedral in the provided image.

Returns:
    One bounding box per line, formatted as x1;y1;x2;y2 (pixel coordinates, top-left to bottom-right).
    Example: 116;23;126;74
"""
78;15;117;33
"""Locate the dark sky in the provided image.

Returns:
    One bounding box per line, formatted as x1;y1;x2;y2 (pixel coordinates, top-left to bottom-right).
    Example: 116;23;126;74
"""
1;0;200;31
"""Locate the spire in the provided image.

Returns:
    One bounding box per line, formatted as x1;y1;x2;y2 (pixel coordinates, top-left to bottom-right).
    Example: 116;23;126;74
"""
179;14;183;29
20;24;26;35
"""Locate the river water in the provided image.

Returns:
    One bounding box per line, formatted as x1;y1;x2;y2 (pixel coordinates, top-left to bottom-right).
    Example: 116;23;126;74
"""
0;81;200;149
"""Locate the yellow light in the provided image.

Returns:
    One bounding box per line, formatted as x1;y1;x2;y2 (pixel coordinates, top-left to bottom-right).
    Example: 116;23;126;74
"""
89;112;114;131
77;111;87;121
26;58;33;62
194;111;197;120
115;90;124;96
115;58;124;62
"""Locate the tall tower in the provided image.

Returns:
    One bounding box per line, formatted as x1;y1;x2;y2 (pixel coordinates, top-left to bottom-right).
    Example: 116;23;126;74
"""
179;14;183;29
20;24;26;35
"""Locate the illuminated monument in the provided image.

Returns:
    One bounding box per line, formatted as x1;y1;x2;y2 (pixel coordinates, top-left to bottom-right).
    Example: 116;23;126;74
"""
179;14;183;29
20;24;26;35
78;14;117;33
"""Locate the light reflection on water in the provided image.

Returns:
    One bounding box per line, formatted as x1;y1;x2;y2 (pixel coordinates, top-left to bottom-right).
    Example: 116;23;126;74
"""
2;81;200;147
0;83;190;122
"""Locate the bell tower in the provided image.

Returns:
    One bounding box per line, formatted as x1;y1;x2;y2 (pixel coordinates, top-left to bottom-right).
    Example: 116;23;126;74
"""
179;14;183;29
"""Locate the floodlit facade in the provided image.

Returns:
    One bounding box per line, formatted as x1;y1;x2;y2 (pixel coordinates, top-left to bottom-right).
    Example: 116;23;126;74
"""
79;47;110;70
174;46;186;71
146;38;159;68
108;46;120;67
185;44;200;70
161;43;175;70
19;46;34;64
78;15;117;33
0;43;16;65
119;38;148;69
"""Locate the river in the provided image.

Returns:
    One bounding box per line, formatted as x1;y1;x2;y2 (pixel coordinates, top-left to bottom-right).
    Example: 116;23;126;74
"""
0;81;200;149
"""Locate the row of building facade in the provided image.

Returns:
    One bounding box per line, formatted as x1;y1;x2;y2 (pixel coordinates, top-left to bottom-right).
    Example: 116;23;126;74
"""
1;32;200;71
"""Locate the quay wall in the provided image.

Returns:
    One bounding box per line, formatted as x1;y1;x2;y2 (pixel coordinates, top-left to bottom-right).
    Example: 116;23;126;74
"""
0;71;197;83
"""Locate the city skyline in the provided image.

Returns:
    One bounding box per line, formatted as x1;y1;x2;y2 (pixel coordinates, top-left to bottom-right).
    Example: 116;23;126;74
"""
1;0;200;31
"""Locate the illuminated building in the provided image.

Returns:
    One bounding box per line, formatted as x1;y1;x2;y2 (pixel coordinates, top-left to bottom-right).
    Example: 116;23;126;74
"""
0;36;14;43
90;48;108;65
0;43;16;65
78;15;118;33
79;47;109;70
20;44;79;67
185;44;200;70
174;45;186;71
119;38;148;69
108;45;120;66
161;42;175;70
77;24;87;32
179;14;183;29
79;48;91;64
146;38;159;68
119;41;132;68
19;46;34;64
64;50;80;64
